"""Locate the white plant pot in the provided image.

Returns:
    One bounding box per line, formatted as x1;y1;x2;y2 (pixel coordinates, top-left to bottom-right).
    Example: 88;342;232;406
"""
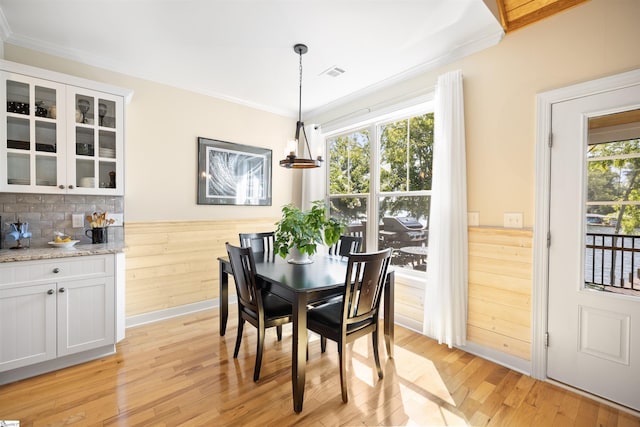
287;246;314;264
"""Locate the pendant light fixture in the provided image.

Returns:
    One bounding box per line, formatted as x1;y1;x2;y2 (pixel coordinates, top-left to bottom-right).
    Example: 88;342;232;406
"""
279;43;323;169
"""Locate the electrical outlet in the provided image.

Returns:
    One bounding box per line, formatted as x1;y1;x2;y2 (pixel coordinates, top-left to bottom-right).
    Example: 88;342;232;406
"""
106;213;124;226
504;212;523;229
468;212;479;227
72;214;84;228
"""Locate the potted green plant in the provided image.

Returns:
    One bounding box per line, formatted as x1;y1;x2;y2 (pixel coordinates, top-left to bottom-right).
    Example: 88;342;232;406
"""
274;200;344;264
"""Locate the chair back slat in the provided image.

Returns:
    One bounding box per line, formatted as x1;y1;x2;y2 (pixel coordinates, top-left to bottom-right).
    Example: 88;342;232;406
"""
343;249;392;325
329;235;363;258
239;232;275;255
226;242;260;313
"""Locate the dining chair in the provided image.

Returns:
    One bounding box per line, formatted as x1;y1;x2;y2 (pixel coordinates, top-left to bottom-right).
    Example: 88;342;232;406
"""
239;231;275;255
306;248;392;402
238;231;286;339
225;242;293;381
328;234;363;258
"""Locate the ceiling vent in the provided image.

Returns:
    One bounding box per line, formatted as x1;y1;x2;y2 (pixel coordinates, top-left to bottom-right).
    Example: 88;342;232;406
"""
321;66;345;78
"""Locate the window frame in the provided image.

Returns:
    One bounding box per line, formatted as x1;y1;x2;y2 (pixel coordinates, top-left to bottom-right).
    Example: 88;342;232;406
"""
323;100;434;275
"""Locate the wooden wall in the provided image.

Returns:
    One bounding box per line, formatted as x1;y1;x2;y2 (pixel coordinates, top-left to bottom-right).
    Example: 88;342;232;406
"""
387;226;533;361
124;222;533;361
124;218;277;317
467;227;533;360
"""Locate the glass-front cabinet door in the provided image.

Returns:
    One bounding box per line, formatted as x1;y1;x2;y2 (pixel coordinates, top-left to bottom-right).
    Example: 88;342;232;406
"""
0;71;124;195
67;88;123;195
1;73;66;193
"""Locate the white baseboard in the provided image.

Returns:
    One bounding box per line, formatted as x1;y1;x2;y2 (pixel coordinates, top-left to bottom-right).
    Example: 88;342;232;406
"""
393;316;532;376
125;296;237;328
457;341;531;375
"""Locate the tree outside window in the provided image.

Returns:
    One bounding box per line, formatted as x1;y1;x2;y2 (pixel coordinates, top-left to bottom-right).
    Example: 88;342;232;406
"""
327;111;434;271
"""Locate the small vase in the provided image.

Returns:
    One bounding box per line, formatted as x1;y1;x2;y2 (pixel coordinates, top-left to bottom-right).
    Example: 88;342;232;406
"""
287;246;314;264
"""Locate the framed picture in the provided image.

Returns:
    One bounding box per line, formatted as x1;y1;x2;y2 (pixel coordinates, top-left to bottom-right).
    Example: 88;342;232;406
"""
197;137;272;206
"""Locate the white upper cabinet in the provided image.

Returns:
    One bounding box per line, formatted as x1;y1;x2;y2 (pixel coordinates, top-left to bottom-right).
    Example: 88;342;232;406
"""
0;60;131;195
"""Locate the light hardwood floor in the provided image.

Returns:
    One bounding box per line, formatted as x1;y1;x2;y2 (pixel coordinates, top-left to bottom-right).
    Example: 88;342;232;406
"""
1;309;639;426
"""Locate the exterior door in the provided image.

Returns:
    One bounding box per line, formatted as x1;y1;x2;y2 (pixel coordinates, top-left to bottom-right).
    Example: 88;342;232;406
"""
548;83;640;411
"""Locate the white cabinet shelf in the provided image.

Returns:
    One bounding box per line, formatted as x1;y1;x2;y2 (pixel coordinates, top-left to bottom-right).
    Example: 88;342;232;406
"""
0;60;130;195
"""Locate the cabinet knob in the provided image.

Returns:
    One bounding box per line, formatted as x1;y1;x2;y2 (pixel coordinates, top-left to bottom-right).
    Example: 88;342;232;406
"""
59;287;65;293
53;268;60;273
59;185;65;189
47;289;54;295
68;185;74;189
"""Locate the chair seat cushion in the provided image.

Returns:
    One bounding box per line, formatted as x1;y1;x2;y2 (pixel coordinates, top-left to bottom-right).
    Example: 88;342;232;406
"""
308;299;376;333
262;291;292;318
308;299;342;327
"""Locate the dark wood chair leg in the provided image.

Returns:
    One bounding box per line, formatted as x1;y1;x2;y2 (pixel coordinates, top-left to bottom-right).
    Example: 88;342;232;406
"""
254;324;266;381
276;325;283;341
372;328;383;379
321;336;327;353
233;318;244;358
338;342;348;403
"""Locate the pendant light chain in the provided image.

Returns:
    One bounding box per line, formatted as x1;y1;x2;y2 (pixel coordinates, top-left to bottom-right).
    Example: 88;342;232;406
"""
298;50;303;124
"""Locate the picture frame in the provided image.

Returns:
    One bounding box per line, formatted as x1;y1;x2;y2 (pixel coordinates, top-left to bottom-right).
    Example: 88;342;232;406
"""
197;137;272;206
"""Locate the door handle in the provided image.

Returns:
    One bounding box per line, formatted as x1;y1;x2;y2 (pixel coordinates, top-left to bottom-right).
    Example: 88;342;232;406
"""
59;287;65;293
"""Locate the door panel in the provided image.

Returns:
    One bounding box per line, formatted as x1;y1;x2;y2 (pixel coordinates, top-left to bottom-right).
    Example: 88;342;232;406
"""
548;83;640;411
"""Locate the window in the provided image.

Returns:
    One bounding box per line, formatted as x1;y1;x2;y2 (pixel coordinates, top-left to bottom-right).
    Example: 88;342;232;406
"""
326;106;434;272
585;132;640;293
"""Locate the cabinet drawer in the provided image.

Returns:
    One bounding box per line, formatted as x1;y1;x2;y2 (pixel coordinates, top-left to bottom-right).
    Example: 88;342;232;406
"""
0;255;114;285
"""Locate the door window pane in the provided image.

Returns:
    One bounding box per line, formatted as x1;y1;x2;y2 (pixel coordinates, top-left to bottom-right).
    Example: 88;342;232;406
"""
585;113;640;293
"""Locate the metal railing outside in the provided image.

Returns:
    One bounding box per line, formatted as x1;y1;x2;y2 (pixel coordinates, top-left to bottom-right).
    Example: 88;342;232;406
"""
585;232;640;292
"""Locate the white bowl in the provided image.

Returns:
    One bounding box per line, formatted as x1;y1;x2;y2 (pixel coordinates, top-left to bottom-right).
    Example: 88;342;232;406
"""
48;240;80;248
79;177;96;187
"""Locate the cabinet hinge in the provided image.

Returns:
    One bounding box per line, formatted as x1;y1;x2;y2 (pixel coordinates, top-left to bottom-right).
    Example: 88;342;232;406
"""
548;133;553;148
545;332;550;347
547;231;551;248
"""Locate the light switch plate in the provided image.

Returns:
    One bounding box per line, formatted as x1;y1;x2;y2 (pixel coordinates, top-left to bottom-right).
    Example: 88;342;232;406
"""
72;214;84;228
504;212;523;228
468;212;479;227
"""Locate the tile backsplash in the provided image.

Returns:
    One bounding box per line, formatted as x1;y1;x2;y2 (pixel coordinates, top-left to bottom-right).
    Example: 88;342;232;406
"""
0;193;124;249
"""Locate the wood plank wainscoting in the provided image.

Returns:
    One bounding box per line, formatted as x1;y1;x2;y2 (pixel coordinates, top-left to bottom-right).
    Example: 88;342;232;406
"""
124;222;533;362
124;219;277;318
392;227;533;362
467;227;533;361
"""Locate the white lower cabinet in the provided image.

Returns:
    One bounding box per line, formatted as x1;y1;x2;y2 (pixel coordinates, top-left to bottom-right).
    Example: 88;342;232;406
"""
0;282;57;371
57;276;115;357
0;254;118;380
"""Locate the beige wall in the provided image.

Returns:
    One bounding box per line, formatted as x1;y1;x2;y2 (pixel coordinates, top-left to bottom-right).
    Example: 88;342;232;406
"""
5;0;638;227
3;45;300;222
309;0;640;227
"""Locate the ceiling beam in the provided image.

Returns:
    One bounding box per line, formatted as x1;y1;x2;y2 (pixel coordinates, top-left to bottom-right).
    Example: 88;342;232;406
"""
498;0;590;33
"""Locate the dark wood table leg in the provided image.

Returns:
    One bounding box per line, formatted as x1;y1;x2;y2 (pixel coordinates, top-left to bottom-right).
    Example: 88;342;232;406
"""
384;270;395;358
219;258;228;336
292;293;308;413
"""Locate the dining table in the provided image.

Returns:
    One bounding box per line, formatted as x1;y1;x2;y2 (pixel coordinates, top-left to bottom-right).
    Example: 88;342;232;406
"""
218;252;395;413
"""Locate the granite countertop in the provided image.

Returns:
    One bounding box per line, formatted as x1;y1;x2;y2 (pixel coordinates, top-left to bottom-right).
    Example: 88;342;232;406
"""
0;242;125;263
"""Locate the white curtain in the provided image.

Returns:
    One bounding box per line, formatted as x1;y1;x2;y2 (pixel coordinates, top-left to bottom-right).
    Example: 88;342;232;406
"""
301;124;326;210
423;70;469;348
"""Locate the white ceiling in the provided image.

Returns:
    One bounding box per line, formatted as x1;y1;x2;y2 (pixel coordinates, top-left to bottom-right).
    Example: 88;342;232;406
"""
0;0;503;117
